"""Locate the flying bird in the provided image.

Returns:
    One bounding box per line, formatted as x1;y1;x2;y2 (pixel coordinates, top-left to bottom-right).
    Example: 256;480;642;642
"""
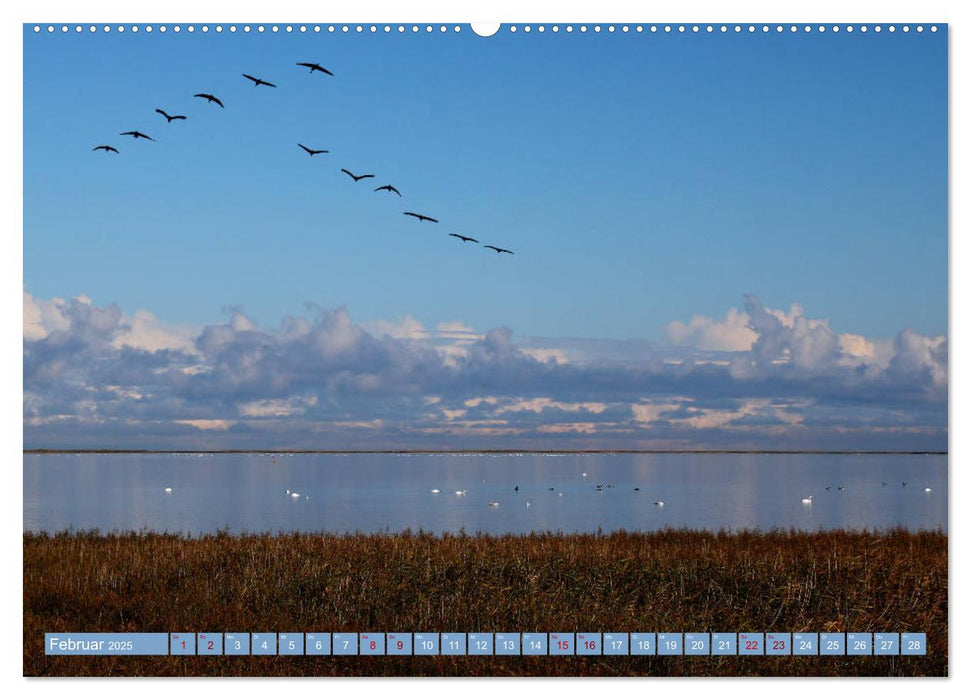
374;184;402;197
92;145;119;154
243;73;276;88
155;108;186;123
298;143;329;156
449;233;479;243
194;93;225;107
341;169;375;182
404;211;438;223
297;62;334;76
484;245;514;255
120;130;154;141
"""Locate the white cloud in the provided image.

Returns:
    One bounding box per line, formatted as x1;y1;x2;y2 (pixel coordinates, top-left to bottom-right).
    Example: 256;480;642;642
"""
670;399;804;430
362;315;427;340
23;292;71;341
631;401;683;424
238;395;318;418
838;333;877;360
435;321;480;341
667;306;756;352
888;329;947;388
112;309;199;354
464;396;500;408
521;347;569;364
174;419;236;431
495;397;608;415
22;292;947;450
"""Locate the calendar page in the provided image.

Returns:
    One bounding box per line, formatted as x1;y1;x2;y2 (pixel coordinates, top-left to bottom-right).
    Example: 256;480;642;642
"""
21;15;947;679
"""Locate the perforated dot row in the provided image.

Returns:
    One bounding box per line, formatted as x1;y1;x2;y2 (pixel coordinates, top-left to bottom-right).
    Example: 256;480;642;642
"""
509;24;937;34
31;24;940;35
30;24;466;34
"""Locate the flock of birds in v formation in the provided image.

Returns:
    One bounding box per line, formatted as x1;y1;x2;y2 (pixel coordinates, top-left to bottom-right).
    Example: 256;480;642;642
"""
92;62;515;256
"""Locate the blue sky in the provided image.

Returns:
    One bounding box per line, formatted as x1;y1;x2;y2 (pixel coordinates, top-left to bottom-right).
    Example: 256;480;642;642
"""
24;25;946;339
23;25;948;449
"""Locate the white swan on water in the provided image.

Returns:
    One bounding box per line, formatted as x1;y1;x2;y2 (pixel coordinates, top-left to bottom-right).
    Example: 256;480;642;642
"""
163;487;173;494
430;489;440;494
802;495;814;504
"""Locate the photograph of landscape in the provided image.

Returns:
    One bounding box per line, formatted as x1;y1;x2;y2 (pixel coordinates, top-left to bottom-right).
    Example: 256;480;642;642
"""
23;21;947;677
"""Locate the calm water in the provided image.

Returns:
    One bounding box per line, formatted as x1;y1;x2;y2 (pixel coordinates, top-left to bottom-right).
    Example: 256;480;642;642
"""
23;452;947;535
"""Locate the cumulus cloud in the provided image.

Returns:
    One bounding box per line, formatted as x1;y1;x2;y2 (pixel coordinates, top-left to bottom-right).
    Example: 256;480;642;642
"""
740;294;842;372
887;329;947;389
23;291;947;450
667;307;756;352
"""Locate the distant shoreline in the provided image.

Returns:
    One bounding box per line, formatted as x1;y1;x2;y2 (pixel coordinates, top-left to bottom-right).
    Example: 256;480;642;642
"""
23;448;948;455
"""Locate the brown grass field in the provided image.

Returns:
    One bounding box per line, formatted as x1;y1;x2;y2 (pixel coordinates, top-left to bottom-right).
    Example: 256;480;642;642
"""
24;529;947;677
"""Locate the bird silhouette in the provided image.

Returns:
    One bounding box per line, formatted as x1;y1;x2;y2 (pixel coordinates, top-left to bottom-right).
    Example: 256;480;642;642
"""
120;130;154;141
155;108;186;123
92;145;119;154
194;93;225;108
341;169;375;182
298;143;329;156
484;245;514;254
374;184;402;196
297;62;334;76
449;233;479;243
243;73;276;88
404;212;438;223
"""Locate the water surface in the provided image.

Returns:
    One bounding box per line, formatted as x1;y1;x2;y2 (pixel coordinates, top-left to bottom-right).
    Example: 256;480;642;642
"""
23;452;947;535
